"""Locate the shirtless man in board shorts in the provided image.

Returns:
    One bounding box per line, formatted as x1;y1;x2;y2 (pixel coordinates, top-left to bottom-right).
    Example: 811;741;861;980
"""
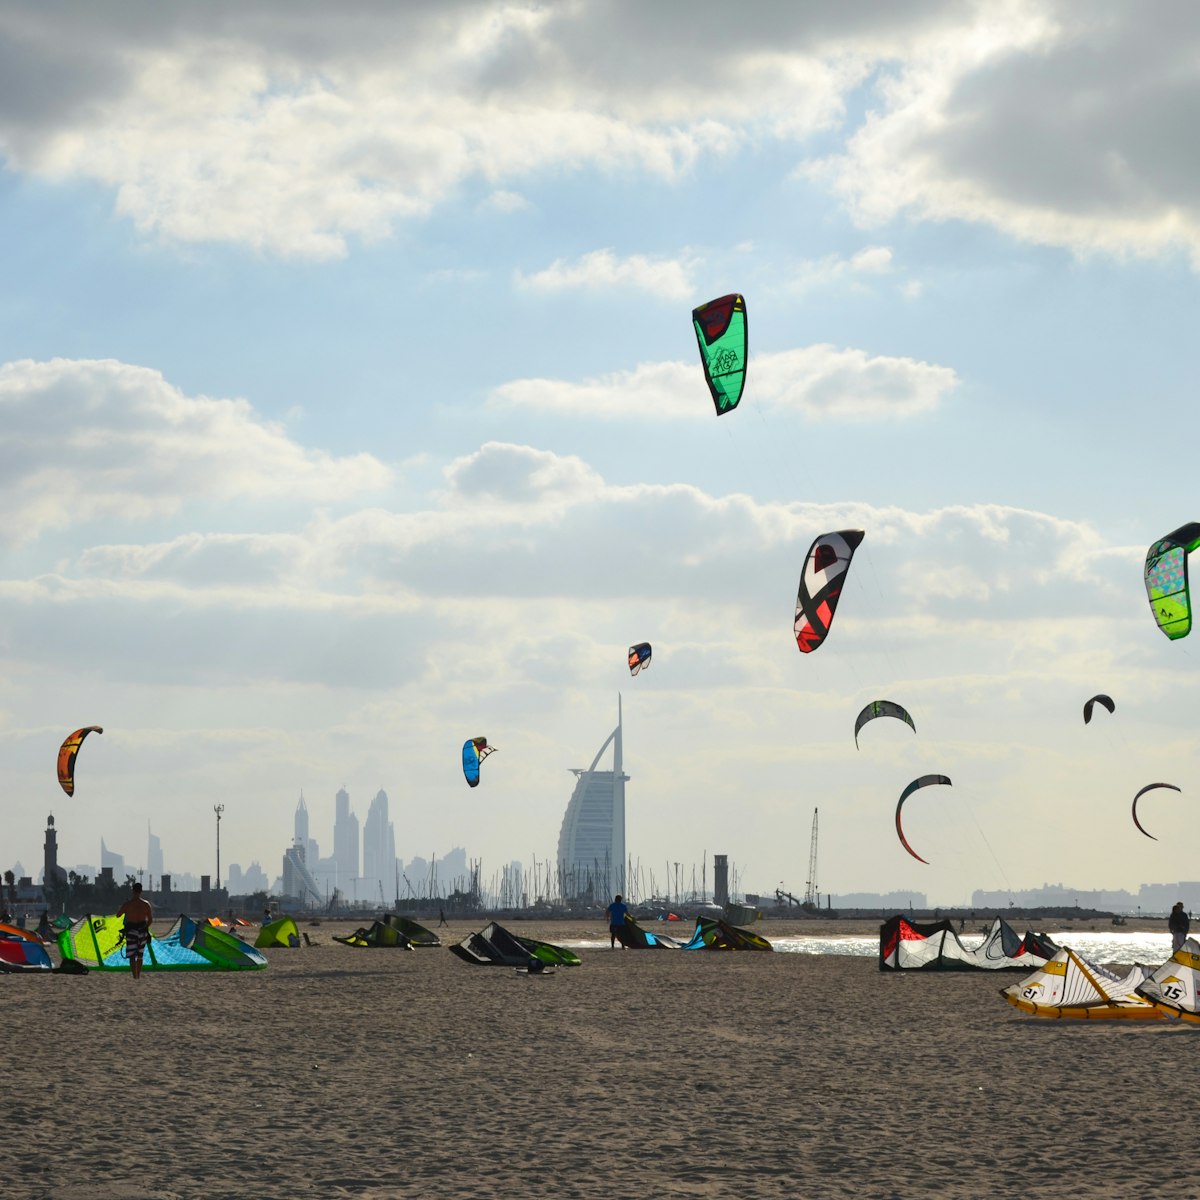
116;882;154;980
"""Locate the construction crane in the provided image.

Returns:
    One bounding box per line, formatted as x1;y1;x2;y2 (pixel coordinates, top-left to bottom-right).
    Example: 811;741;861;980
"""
803;808;819;911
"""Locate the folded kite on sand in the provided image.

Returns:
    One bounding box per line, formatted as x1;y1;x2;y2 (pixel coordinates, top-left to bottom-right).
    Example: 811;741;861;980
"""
450;921;579;967
1135;937;1200;1021
1000;946;1160;1019
879;915;1058;971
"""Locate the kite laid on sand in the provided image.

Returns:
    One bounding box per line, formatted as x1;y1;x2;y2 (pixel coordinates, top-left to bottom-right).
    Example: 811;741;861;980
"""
879;915;1058;971
1136;938;1200;1022
1001;947;1160;1020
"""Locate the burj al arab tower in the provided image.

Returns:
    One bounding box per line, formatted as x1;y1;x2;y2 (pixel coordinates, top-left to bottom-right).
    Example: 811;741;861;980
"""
555;698;628;901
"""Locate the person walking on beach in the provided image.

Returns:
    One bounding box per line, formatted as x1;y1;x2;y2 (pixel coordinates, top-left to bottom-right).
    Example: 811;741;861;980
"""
606;894;629;949
1169;901;1189;953
116;881;154;980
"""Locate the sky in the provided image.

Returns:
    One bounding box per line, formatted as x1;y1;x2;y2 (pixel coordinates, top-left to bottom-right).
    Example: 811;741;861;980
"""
3;0;1200;906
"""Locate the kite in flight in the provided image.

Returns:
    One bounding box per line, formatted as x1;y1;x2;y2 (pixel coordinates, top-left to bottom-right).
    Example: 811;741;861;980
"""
628;643;652;676
1145;522;1200;640
1082;694;1115;725
794;530;864;653
692;293;747;416
1132;782;1182;841
854;701;915;748
462;737;496;788
57;726;103;797
895;775;952;864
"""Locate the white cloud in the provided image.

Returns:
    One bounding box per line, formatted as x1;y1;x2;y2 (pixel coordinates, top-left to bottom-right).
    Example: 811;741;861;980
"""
824;2;1200;265
442;441;605;509
481;189;529;213
758;344;956;419
4;4;1199;263
516;249;696;300
850;245;893;273
0;358;391;543
774;245;896;294
492;344;957;421
0;4;915;258
493;360;699;420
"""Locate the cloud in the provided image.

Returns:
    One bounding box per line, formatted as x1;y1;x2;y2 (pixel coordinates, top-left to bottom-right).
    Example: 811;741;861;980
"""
5;4;1198;263
779;244;895;293
0;358;391;543
757;344;956;419
481;189;529;213
0;3;944;258
515;249;696;300
823;2;1200;265
12;440;1122;630
492;344;957;421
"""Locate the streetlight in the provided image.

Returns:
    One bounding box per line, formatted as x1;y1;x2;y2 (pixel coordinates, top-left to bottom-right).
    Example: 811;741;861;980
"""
214;804;225;891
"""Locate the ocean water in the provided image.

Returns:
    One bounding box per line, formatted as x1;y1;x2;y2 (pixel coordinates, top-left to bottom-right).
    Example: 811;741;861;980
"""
769;929;1174;964
562;929;1176;965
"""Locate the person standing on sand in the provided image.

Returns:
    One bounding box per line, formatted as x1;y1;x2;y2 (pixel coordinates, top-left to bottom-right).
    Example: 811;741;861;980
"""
606;894;629;949
1169;901;1189;953
116;881;154;980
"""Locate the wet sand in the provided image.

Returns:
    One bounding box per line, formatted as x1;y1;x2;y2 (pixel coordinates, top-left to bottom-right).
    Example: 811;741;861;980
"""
4;917;1192;1199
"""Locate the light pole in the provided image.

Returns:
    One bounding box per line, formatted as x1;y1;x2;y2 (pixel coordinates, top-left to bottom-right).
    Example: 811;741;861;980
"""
214;804;225;891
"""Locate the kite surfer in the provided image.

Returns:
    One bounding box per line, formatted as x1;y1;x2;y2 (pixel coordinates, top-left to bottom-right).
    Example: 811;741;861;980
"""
116;881;153;980
1169;902;1189;952
606;894;629;949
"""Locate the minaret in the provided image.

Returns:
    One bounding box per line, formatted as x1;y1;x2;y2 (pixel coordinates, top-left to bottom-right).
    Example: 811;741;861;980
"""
44;814;66;887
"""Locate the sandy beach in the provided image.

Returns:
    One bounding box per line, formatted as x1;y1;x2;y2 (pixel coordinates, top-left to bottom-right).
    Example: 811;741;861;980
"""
4;917;1192;1199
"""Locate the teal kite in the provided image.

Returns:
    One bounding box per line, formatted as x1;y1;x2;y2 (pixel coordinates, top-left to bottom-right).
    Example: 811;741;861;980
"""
692;293;747;415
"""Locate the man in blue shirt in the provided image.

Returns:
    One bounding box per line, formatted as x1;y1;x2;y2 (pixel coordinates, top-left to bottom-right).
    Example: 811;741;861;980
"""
606;894;630;949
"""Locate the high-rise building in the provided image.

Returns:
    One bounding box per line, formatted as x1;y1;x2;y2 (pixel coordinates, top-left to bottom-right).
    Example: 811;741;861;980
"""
556;698;628;901
282;841;324;907
333;786;359;896
295;791;322;870
362;789;396;906
100;838;125;880
147;824;164;884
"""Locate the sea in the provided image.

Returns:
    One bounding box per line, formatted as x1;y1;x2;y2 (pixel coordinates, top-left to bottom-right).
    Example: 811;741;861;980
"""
562;929;1175;965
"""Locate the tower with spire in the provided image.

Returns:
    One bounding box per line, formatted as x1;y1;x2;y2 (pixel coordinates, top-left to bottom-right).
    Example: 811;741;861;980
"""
555;697;628;902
